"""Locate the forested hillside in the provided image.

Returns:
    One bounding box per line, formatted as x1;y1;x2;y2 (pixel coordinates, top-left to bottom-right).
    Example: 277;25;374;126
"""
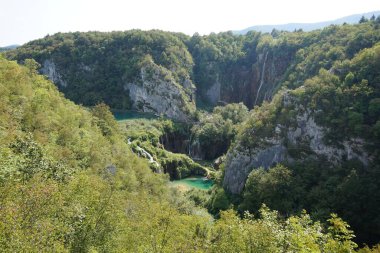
6;31;196;121
187;18;380;108
2;17;380;250
6;18;380;112
223;42;380;244
1;57;370;252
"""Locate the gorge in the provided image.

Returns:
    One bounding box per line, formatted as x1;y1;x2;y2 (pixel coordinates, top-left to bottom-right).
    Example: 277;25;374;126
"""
2;17;380;249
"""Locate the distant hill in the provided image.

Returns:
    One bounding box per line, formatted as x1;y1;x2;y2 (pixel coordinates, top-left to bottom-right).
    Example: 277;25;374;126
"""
236;10;380;34
0;44;19;52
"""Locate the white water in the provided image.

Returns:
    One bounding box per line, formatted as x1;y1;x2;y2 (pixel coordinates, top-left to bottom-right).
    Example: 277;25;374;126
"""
127;138;160;167
254;51;269;106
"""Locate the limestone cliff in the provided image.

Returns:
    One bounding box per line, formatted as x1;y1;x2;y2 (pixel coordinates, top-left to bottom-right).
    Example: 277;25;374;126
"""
223;90;371;194
223;143;287;194
41;59;67;88
205;74;221;105
39;57;195;122
124;61;196;122
202;49;293;108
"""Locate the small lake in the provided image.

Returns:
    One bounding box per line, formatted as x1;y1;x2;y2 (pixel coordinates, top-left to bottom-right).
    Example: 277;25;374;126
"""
170;177;213;191
113;110;157;121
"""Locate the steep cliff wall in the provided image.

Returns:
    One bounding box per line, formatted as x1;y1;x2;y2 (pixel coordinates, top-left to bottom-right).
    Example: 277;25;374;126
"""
39;58;196;122
223;90;371;194
200;49;294;109
124;61;195;122
41;59;67;87
5;31;196;117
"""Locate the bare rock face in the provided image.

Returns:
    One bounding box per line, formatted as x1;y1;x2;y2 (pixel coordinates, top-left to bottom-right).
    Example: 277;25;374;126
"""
200;49;293;108
223;144;287;194
124;61;196;122
206;74;221;105
286;110;369;166
40;58;195;122
223;91;370;194
41;59;67;87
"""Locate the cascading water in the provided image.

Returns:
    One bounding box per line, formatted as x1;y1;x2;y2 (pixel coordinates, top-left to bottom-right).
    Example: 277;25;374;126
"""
254;51;269;106
127;138;160;167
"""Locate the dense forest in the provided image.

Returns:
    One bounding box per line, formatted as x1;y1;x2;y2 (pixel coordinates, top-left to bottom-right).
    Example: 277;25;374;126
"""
1;56;371;252
6;17;380;111
2;16;380;252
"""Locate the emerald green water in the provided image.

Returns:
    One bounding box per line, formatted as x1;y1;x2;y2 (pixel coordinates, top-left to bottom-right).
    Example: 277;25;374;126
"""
171;177;213;190
114;111;213;191
113;110;157;121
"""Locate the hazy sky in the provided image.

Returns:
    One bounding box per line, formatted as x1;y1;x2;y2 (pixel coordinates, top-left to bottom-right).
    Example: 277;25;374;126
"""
1;0;379;46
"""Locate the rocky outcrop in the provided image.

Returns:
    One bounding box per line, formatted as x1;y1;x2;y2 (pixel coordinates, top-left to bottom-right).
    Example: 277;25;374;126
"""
40;58;195;122
124;61;196;122
223;91;370;194
41;59;67;87
200;50;293;109
206;74;221;105
223;143;287;194
286;110;369;166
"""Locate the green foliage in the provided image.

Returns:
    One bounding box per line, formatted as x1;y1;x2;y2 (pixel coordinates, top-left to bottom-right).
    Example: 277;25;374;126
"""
120;118;209;179
368;98;380;117
237;158;380;245
240;164;299;214
24;58;40;75
359;16;369;24
0;56;359;250
191;103;248;160
209;205;358;253
2;20;380;250
357;244;380;253
186;22;380;107
233;42;380;246
213;102;249;124
0;56;196;251
6;30;194;110
185;188;213;208
209;188;231;214
288;44;380;142
91;103;119;138
6;21;380;111
238;92;285;149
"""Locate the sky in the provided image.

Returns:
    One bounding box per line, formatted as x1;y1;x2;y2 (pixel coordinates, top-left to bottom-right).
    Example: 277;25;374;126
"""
1;0;380;46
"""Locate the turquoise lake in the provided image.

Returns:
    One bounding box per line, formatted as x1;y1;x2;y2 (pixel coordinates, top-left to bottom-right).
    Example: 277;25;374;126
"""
113;110;157;121
171;177;213;191
114;111;213;191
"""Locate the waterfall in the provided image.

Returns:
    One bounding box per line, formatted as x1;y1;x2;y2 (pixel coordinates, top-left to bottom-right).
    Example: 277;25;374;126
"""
135;146;159;166
254;51;269;106
188;134;192;156
127;138;160;167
